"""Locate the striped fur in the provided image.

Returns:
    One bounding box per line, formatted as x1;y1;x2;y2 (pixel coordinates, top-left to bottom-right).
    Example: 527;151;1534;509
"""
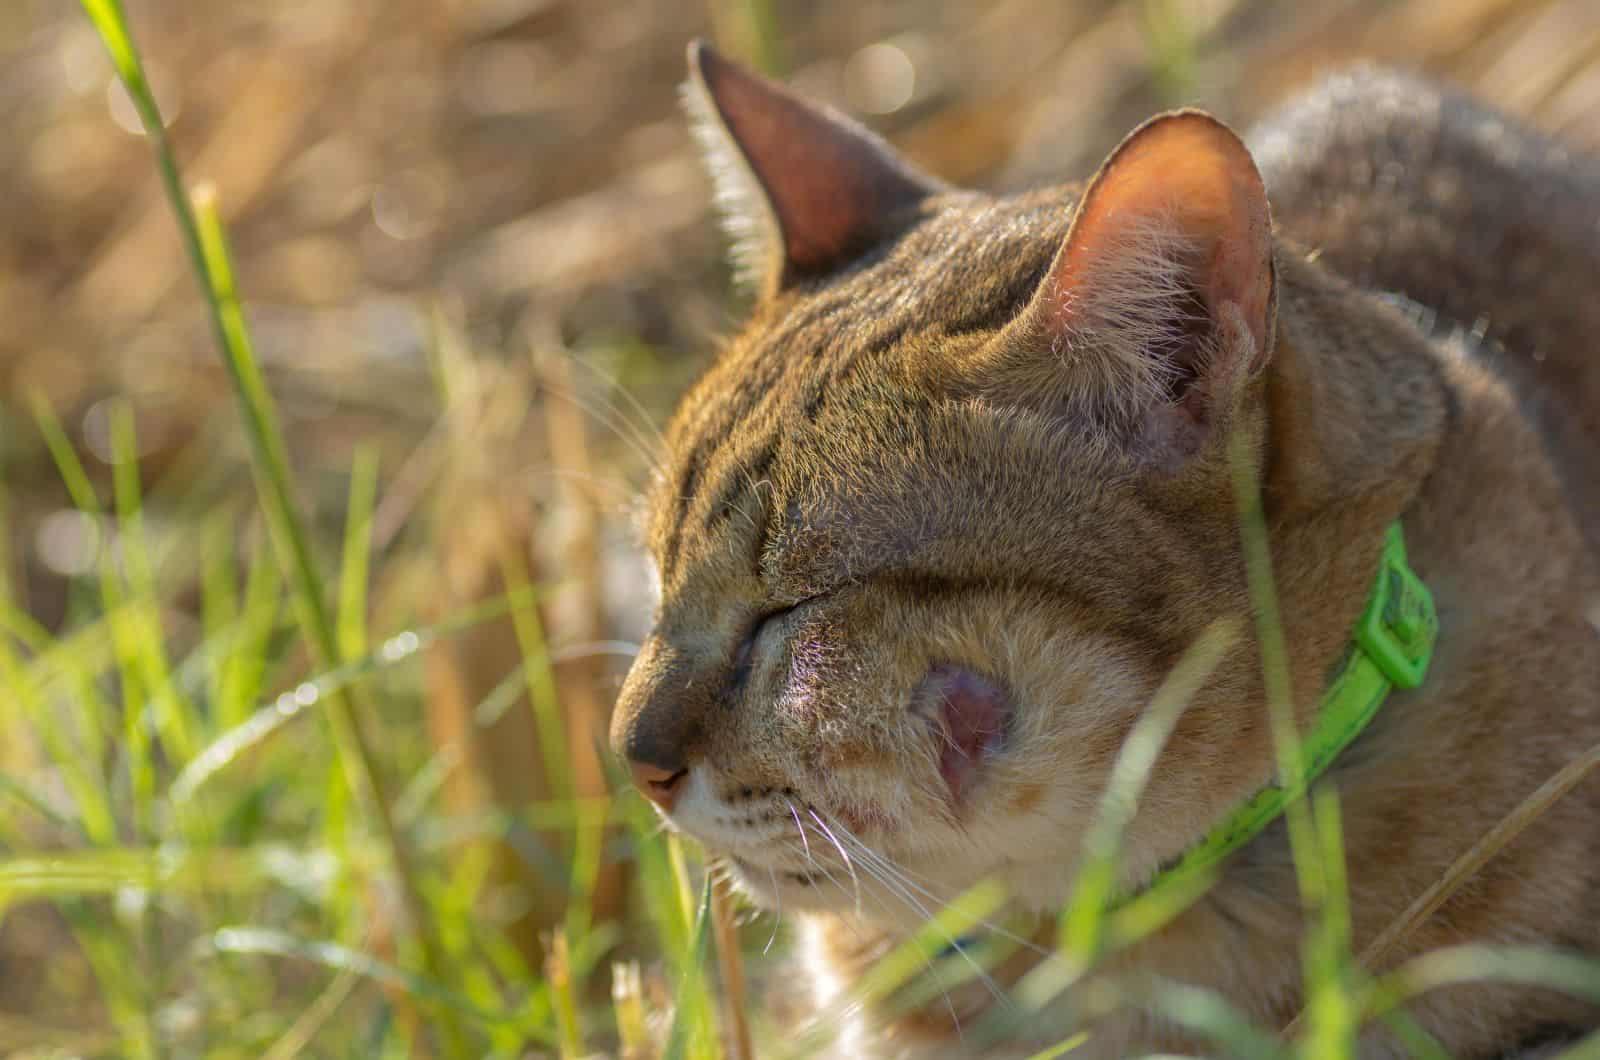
611;57;1600;1058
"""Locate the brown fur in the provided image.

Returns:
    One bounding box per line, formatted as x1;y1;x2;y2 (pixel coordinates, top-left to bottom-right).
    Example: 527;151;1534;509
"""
609;50;1600;1059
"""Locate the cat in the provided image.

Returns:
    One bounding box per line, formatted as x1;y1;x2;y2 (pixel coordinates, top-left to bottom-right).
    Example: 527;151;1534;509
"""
608;42;1600;1059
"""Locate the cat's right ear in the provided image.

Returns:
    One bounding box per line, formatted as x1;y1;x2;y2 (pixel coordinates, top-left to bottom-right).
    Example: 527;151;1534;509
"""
973;110;1275;472
683;40;945;296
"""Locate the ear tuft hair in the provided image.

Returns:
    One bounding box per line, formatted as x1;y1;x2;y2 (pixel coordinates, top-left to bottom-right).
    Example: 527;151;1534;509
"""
680;68;777;293
1045;211;1210;427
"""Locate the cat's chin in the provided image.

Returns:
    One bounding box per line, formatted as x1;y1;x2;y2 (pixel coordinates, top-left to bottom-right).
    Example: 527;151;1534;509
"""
725;854;853;911
723;851;949;923
724;847;1020;930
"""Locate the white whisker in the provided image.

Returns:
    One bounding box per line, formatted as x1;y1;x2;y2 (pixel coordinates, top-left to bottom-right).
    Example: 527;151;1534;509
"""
562;347;671;455
765;865;783;955
786;799;814;864
543;382;666;478
808;809;863;916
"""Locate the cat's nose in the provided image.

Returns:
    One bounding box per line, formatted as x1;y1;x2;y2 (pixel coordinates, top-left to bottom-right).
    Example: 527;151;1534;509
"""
615;708;696;808
630;761;688;810
610;634;709;811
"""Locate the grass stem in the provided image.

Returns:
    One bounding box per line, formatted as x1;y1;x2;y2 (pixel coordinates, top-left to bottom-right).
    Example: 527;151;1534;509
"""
77;1;468;1053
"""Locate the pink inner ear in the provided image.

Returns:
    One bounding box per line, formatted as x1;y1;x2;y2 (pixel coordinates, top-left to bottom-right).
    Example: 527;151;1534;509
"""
692;43;938;281
1049;112;1274;360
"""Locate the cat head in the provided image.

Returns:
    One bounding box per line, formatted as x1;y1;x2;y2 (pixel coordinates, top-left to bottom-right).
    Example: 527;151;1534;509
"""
608;43;1414;922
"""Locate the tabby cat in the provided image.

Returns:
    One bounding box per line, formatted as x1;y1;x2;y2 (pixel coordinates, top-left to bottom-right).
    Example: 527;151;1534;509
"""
608;42;1600;1058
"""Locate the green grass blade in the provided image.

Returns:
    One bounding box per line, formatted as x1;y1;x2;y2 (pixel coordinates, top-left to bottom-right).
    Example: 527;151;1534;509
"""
170;592;544;805
662;876;720;1060
1365;944;1600;1020
77;0;470;1045
1060;617;1240;962
1021;1033;1090;1060
1298;788;1358;1055
208;926;533;1034
547;929;584;1059
0;768;82;835
499;545;574;801
337;444;380;663
1227;427;1321;899
199;503;241;717
110;399;196;762
800;877;1008;1056
0;844;383;901
68;899;160;1060
622;799;693;969
32;393;159;839
0;627;116;844
29;390;102;518
1139;979;1288;1060
220;535;283;730
562;792;609;964
1379;1010;1452;1060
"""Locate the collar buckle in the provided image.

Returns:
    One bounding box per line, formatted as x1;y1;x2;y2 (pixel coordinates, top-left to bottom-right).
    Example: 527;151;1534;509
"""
1353;524;1437;690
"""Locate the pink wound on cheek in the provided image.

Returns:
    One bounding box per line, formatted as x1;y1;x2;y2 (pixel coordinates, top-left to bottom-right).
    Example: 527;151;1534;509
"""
917;665;1012;803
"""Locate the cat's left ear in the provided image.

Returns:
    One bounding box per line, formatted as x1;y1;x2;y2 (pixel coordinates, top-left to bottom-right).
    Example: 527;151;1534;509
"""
683;40;945;295
980;110;1275;469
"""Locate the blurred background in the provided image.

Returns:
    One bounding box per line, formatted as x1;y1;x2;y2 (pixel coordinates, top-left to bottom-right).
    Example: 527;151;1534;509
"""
3;0;1599;1055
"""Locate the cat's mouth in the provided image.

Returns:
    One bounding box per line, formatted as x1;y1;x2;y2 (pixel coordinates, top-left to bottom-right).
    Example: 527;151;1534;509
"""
913;665;1014;803
730;855;828;888
724;849;866;912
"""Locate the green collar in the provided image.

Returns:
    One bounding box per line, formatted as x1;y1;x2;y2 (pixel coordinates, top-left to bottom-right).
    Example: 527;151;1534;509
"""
1140;521;1439;897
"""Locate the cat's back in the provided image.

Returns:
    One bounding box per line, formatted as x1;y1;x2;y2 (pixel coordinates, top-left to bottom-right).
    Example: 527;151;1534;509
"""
1248;68;1600;554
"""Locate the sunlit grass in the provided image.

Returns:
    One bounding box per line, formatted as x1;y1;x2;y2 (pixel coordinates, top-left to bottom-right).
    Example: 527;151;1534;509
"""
1;0;1593;1056
2;2;724;1057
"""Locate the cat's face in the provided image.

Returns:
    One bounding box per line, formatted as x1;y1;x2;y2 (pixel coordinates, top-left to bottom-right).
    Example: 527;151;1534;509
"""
610;43;1277;923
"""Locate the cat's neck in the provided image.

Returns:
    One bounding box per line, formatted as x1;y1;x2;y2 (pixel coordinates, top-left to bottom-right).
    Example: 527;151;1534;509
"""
1297;331;1598;934
1210;314;1600;980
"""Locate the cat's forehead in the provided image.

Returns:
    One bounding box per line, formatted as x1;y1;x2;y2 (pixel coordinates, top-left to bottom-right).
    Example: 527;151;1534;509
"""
782;186;1080;346
647;185;1086;567
712;184;1083;396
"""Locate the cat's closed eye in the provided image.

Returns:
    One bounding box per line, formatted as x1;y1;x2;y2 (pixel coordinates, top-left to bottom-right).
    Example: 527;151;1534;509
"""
731;602;802;686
